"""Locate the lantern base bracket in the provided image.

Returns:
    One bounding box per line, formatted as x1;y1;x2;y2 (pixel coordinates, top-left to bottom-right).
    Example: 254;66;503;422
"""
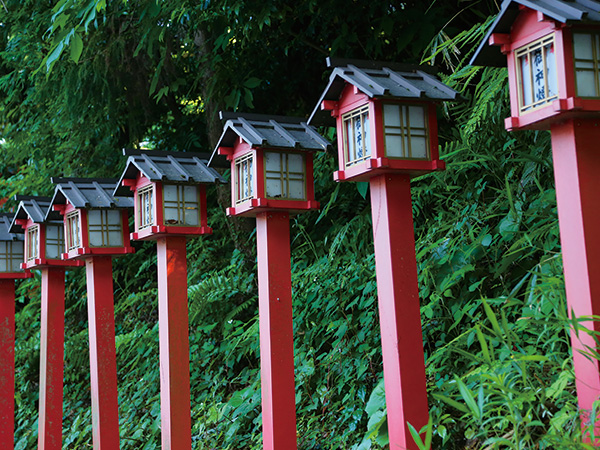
227;198;320;217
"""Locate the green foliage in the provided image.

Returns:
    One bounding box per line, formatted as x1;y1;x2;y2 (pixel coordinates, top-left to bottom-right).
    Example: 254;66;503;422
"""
1;1;594;449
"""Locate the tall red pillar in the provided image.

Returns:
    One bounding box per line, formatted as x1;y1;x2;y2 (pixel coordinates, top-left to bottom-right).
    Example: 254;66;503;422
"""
551;118;600;427
85;256;120;450
369;173;429;448
256;211;297;450
38;267;66;450
0;279;16;449
156;236;192;450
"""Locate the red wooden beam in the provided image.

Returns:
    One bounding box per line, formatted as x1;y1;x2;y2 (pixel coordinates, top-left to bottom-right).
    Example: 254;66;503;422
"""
85;256;120;449
0;279;15;449
256;211;297;450
38;268;66;450
369;173;429;448
550;118;600;435
156;236;192;450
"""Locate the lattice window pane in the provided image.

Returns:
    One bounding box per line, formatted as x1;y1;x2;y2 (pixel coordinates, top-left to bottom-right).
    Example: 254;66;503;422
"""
265;152;306;200
163;184;200;226
342;106;371;166
88;210;123;247
383;104;429;159
138;185;154;229
235;154;255;204
574;32;600;98
516;34;559;112
66;211;81;251
45;225;64;260
0;241;24;273
26;226;39;261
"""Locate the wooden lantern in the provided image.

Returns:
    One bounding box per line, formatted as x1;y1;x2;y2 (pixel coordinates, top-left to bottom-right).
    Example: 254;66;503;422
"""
471;0;600;130
0;214;31;278
114;149;224;241
309;58;459;182
212;112;330;217
49;178;134;260
9;196;81;269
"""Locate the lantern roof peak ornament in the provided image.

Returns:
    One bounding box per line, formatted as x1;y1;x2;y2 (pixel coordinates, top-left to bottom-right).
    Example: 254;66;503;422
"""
0;214;23;242
49;177;133;215
210;111;331;162
308;58;461;126
9;196;63;233
470;0;600;67
114;149;225;197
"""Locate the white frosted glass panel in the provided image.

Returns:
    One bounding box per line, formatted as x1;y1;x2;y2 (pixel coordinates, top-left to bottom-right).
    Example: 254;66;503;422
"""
288;153;303;173
384;104;401;127
545;44;558;98
408;106;426;128
165;207;178;222
364;115;371;156
184;186;197;202
46;243;59;259
87;209;101;226
577;70;596;96
266;179;282;197
108;231;123;246
184;209;199;226
265;152;281;171
47;226;59;240
89;230;103;247
288;180;304;199
411;137;428;159
574;33;594;59
0;243;7;272
385;135;405;158
0;261;6;273
106;210;120;226
346;120;354;162
354;116;364;158
164;185;178;201
520;55;533;106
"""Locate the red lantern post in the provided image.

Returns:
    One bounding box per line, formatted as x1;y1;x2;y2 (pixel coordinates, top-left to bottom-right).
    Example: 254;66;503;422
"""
310;58;459;449
115;149;224;450
9;196;81;450
0;213;31;449
211;112;329;450
470;0;600;432
49;178;134;450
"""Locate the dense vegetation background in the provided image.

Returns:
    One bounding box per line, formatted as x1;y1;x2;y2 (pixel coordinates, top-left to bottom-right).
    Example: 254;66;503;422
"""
0;0;593;448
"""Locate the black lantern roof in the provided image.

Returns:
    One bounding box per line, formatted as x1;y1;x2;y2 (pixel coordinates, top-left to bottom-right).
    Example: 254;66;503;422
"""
9;196;63;234
49;178;134;216
309;58;461;126
0;214;23;242
471;0;600;67
114;149;225;197
209;112;331;165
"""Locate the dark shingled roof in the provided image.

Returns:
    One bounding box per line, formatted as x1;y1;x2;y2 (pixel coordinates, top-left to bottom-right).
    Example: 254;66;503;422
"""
114;149;225;197
471;0;600;67
9;196;65;233
0;214;23;242
308;58;461;126
49;178;133;218
209;112;331;166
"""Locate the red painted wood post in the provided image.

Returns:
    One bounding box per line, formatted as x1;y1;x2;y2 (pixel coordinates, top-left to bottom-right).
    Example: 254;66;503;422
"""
38;267;66;450
551;118;600;428
156;236;192;450
369;173;429;449
0;278;16;449
256;211;297;450
85;255;120;450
